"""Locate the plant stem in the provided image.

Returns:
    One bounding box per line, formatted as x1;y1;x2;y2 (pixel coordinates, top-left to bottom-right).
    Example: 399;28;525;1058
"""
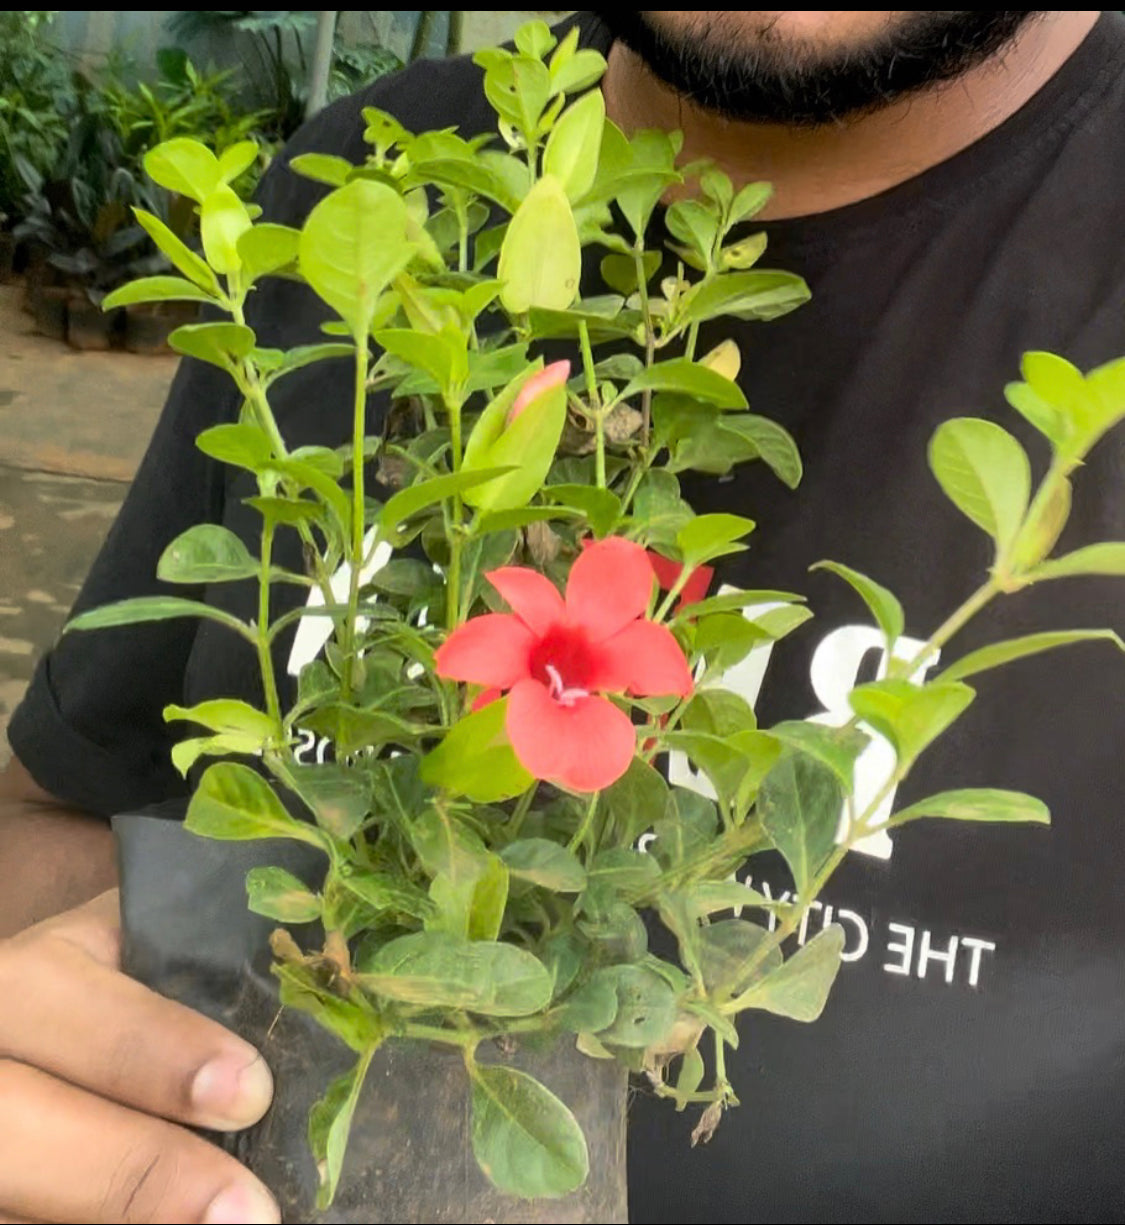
633;239;656;444
446;395;465;629
341;341;370;700
507;783;537;840
257;519;282;726
404;1021;480;1048
568;792;600;855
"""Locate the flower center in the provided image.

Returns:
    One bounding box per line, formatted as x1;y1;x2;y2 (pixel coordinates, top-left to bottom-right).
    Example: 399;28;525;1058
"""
529;624;598;706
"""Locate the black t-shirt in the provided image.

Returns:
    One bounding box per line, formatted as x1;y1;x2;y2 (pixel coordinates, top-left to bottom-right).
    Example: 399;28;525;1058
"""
11;12;1125;1223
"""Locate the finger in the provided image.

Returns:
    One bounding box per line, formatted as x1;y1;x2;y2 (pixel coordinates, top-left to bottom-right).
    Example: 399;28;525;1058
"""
0;1060;279;1225
24;889;122;966
0;911;272;1132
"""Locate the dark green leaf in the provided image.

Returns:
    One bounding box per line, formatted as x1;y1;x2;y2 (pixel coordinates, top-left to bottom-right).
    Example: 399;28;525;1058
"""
758;753;842;896
623;359;747;409
543;484;621;536
766;721;869;790
732;925;844;1020
554;973;619;1033
599;758;669;847
379;468;514;537
65;596;251;640
594;964;678;1047
698;918;778;998
157;524;257;583
718;414;802;489
811;560;904;647
501;839;587;892
676;512;755;566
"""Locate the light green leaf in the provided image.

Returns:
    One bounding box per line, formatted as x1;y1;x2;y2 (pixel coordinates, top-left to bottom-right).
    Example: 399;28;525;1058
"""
678;269;810;327
468;855;510;942
133;209;219;293
849;678;975;769
309;1055;373;1211
889;787;1050;828
64;596;251;640
338;867;435;922
144;138;220;202
290;764;371;840
1028;542;1125;581
410;807;489;884
470;1064;588;1199
731;925;844;1021
549;48;606;96
289;152;355;187
200;185;252;275
360;931;552;1016
500;839;586;892
164;697;276;738
514;18;555;58
237;223;300;283
698;919;778;998
623;359;747;409
102;276;214;310
195;422;274;470
169;732;264;777
554;974;619;1033
420;698;533;802
542;88;605;201
757;753;842;896
716;414;803;489
928;418;1031;557
185;762;325;846
245;865;321;923
379;468;514;537
217;139;258;184
498;175;581;313
599;757;669;847
938;629;1125;683
729;181;773;224
811;560;904;647
157;524;257;583
543;484;621;537
765;721;868;791
676;512;756;567
299;180;413;338
169;321;255;370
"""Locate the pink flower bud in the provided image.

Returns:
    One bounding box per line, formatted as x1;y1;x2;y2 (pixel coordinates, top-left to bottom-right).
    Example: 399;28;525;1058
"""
507;360;571;426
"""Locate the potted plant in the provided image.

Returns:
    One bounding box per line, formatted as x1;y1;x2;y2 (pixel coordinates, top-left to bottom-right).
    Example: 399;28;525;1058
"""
69;19;1125;1224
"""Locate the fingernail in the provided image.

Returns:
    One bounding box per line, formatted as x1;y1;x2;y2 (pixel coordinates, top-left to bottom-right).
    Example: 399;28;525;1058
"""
202;1182;281;1225
191;1052;274;1129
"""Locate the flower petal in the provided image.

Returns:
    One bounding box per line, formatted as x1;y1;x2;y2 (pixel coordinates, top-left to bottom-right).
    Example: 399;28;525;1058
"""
508;360;571;424
597;619;694;697
565;536;655;642
507;679;636;793
433;614;535;688
487;567;565;637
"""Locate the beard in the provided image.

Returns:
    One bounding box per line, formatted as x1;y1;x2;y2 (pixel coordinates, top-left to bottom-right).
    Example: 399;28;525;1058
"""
594;10;1041;126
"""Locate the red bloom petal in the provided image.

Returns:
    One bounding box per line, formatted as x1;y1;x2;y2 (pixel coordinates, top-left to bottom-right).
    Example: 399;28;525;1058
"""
647;551;714;609
508;360;571;424
597;619;694;697
507;678;636;792
565;536;655;642
487;566;565;637
433;614;535;688
471;687;502;712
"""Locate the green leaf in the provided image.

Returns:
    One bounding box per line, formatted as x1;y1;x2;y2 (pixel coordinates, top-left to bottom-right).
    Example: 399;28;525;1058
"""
514;18;555;58
468;855;510;942
289;764;370;840
237;223;300;283
594;964;678;1047
732;925;844;1021
245;865;321;923
811;560;904;647
200;185;252;275
599;758;669;847
555;973;619;1033
542;88;604;201
169;321;255;370
939;629;1124;683
623;359;747;409
721;232;768;270
410;807;489;883
1028;542;1125;581
470;1063;588;1199
665;199;719;265
757;753;843;896
379;468;514;538
681;690;756;737
157;524;257;583
338;867;435;922
360;931;552;1016
928;418;1031;557
185;762;325;846
650;788;720;870
164;698;276;739
289;152;355;187
169;732;263;777
599;251;660;296
501;839;586;892
586;848;661;902
674;1047;706;1108
718;414;803;489
549;47;606;96
889;787;1050;828
299;180;413;338
849;678;974;770
698;919;778;998
676;512;756;567
144;138;221;202
543;484;621;537
196;422;274;471
678;270;810;327
217;139;258;184
309;1055;373;1211
680;880;773;917
64;596;251;640
729;181;773;223
420;699;534;803
102;276;214;310
498;175;581;313
765;722;868;791
133;208;219;294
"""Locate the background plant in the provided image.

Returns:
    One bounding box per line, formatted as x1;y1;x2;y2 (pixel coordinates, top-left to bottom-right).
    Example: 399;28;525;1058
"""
71;18;1125;1210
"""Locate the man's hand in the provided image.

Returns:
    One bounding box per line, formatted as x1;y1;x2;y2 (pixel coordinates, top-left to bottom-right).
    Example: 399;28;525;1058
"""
0;892;280;1224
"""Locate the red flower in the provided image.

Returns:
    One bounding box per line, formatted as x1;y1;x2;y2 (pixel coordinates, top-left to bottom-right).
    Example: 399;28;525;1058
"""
434;537;693;792
647;552;714;610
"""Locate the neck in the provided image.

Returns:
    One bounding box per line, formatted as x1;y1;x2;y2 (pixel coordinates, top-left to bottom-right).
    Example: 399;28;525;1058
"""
601;12;1100;220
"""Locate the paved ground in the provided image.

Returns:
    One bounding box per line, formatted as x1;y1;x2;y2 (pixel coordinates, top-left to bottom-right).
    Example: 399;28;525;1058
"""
0;283;176;766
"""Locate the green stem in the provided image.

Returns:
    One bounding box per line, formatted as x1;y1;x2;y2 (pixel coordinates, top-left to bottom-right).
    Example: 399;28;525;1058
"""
567;792;600;855
257;519;282;727
340;341;371;700
684;320;701;363
447;395;465;630
507;783;537;840
633;239;656;445
402;1022;480;1049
